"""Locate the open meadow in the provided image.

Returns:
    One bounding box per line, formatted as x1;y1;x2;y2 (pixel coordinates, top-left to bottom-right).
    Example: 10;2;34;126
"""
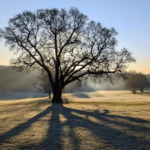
0;90;150;150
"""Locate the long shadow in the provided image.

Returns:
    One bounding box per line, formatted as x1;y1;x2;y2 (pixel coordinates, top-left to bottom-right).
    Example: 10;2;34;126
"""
39;103;64;149
1;103;150;149
0;104;52;145
60;106;150;149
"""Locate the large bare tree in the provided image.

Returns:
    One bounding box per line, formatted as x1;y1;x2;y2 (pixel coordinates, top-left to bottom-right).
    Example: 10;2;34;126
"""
0;8;135;102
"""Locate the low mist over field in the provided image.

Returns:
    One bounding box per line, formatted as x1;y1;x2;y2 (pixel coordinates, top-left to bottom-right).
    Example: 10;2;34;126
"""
1;66;150;96
0;66;129;93
0;66;39;92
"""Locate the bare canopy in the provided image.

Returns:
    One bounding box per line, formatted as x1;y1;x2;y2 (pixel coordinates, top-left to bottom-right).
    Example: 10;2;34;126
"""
0;7;135;102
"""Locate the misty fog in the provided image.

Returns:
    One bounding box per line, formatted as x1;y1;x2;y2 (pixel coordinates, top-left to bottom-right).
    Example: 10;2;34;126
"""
0;66;128;94
0;66;39;92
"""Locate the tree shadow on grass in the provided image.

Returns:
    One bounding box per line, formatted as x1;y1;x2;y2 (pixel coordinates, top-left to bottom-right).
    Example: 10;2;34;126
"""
0;102;150;149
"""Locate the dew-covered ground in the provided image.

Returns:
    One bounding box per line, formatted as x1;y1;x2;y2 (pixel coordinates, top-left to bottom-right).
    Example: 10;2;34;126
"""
0;91;150;150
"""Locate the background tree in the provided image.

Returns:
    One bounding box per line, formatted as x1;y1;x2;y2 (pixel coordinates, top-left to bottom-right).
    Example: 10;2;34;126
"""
34;69;53;100
137;73;150;93
0;8;135;102
126;71;138;94
126;71;150;93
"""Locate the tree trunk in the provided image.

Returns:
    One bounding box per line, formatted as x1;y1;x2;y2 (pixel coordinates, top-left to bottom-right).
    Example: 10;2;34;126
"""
140;88;143;93
132;88;136;94
48;93;51;100
52;87;62;103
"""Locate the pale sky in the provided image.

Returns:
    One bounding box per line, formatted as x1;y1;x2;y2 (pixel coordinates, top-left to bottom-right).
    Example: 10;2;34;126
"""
0;0;150;73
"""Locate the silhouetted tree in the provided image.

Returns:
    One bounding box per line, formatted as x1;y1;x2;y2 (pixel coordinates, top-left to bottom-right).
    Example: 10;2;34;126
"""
126;71;137;94
0;8;135;102
126;71;150;93
138;73;150;93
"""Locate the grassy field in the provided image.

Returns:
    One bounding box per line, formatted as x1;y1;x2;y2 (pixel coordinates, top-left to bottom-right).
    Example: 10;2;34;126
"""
0;91;150;150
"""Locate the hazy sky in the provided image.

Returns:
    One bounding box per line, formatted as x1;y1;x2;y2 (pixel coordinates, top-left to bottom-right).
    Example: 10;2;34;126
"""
0;0;150;73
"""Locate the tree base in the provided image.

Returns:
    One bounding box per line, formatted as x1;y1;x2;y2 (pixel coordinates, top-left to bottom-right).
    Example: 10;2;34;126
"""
52;89;63;103
52;98;63;103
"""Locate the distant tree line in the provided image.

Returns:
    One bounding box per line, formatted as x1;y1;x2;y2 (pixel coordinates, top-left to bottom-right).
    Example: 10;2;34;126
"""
0;66;39;95
126;71;150;94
